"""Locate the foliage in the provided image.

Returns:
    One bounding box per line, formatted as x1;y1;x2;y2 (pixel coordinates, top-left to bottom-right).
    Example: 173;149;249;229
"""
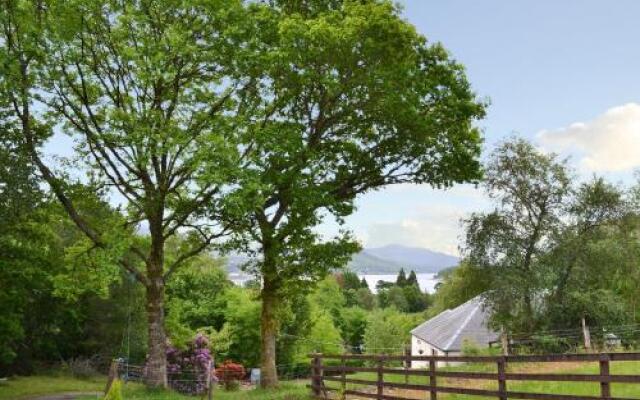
164;334;212;395
429;261;490;317
340;307;368;352
0;0;250;386
227;0;485;386
462;138;639;346
222;287;262;367
215;360;246;391
463;138;571;332
376;269;429;312
363;308;421;355
461;339;501;357
294;311;344;356
353;288;376;310
165;254;231;348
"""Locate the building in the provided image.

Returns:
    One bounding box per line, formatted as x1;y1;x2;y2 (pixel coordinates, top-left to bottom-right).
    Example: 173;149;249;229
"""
410;296;499;367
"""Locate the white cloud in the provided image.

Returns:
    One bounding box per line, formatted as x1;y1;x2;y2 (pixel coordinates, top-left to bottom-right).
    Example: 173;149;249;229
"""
538;103;640;172
364;203;469;256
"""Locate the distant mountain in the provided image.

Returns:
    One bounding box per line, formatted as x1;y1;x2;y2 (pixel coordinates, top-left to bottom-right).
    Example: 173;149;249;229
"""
364;244;459;273
345;251;409;274
224;244;460;275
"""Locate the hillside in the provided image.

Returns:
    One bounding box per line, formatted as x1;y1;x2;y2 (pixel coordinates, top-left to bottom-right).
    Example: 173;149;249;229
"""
364;244;459;272
225;244;459;275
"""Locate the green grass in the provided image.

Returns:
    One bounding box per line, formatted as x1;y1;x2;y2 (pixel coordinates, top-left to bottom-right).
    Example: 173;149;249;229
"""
74;381;310;400
0;375;104;400
0;375;310;400
6;362;640;400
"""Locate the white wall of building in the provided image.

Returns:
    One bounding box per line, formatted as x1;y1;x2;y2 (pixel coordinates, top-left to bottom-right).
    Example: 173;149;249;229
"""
410;335;461;368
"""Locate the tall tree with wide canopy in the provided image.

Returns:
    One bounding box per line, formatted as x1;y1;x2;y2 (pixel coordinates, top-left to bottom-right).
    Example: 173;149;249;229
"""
231;0;486;387
463;138;572;333
0;0;247;386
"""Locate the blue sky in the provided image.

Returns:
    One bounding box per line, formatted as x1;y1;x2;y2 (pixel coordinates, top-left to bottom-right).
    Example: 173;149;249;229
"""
46;1;640;256
322;0;640;255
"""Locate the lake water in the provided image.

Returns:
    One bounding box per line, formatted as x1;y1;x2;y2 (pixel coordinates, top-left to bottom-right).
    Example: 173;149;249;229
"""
229;272;440;294
361;273;439;294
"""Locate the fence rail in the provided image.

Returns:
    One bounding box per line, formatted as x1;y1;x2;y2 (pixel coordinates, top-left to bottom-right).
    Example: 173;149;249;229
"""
309;352;640;400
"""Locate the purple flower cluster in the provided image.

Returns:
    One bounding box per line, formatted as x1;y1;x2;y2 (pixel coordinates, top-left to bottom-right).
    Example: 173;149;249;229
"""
164;333;213;395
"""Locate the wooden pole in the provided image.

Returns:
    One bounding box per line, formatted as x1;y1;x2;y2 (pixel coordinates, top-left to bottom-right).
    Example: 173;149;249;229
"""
582;316;592;350
340;355;346;400
104;359;118;394
404;345;411;384
311;354;321;397
429;358;437;400
207;359;213;400
497;356;507;400
376;357;384;400
600;354;611;399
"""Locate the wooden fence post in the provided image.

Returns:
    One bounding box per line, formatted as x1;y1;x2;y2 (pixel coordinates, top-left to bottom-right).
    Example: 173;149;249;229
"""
404;346;411;384
340;355;346;400
497;356;507;400
311;354;321;397
377;356;384;400
207;359;213;400
600;353;610;399
429;358;437;400
104;359;118;394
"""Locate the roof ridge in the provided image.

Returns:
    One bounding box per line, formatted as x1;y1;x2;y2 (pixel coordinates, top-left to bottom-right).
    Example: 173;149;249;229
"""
442;301;481;351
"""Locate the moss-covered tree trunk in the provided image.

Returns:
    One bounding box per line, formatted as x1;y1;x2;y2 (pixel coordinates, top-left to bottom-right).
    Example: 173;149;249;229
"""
145;224;168;388
260;284;279;388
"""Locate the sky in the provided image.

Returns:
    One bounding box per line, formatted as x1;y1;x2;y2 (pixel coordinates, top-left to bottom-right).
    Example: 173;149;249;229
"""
320;0;640;256
45;1;640;257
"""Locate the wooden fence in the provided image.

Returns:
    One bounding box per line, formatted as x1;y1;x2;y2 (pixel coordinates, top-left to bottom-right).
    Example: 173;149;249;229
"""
309;352;640;400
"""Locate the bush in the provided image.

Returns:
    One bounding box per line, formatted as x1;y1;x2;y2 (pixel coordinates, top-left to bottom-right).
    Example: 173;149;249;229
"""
215;360;245;391
64;357;99;378
104;379;123;400
162;333;212;395
461;339;502;356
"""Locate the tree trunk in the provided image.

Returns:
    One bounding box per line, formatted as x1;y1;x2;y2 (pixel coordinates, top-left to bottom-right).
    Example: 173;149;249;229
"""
260;284;279;388
145;274;168;388
145;226;168;388
582;316;592;350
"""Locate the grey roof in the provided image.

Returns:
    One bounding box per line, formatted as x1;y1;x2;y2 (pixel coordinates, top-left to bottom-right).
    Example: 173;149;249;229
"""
411;296;499;352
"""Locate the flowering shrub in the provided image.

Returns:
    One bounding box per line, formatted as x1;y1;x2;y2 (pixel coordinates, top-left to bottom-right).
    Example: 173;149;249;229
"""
215;360;246;390
164;333;213;395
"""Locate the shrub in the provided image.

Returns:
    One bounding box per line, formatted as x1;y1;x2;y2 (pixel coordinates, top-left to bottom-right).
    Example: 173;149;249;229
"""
461;339;502;356
160;333;212;395
215;360;245;390
64;357;99;378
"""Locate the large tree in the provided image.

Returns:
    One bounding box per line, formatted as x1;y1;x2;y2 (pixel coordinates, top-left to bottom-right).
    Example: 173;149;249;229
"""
463;138;572;332
0;0;247;386
231;0;486;387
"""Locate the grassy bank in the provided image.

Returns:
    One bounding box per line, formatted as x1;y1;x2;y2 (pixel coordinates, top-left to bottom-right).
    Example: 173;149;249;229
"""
0;375;310;400
0;375;104;400
77;382;310;400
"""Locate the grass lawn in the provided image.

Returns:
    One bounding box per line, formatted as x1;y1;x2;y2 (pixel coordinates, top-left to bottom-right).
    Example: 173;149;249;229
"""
0;375;310;400
328;360;640;399
0;375;104;400
5;362;640;400
74;381;310;400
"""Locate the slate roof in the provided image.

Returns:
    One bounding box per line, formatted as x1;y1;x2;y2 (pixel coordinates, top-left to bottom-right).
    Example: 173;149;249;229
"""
411;296;499;352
